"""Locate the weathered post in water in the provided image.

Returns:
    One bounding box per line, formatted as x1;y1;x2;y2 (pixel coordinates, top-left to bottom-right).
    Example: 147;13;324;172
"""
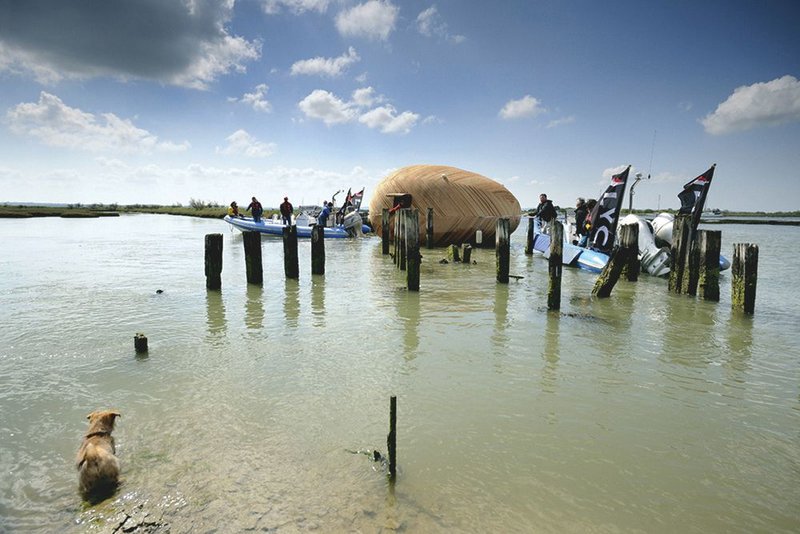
669;215;691;293
732;243;758;314
592;243;631;298
311;224;325;275
387;395;397;481
496;218;510;284
282;225;299;279
683;239;701;296
621;223;640;282
447;244;461;263
398;209;407;271
381;208;390;255
426;207;434;249
393;210;400;265
547;221;563;310
134;333;148;354
204;233;223;290
462;244;472;264
525;216;534;255
406;210;420;291
697;230;721;301
243;231;263;285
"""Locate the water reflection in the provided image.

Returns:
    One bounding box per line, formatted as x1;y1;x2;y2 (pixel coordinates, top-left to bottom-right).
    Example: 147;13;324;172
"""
491;284;509;351
541;312;560;394
398;291;420;361
245;284;264;330
284;279;300;328
311;277;326;328
205;290;227;344
724;313;753;377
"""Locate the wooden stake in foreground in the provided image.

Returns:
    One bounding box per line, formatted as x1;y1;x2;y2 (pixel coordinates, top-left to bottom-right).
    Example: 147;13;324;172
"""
204;233;223;290
406;210;420;291
387;396;397;481
732;243;758;314
311;224;325;275
547;221;563;310
496;218;510;284
697;230;721;301
243;231;263;285
282;225;299;279
134;333;148;354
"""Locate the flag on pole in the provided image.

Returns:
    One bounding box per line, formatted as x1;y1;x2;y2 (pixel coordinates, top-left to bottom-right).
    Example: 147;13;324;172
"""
678;164;716;231
588;166;631;254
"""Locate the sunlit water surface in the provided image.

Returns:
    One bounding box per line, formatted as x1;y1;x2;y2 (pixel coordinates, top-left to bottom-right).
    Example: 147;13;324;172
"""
0;214;798;532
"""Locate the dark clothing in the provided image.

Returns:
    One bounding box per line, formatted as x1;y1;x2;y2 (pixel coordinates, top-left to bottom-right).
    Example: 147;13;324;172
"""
575;206;588;235
280;200;293;225
530;200;557;222
247;200;263;222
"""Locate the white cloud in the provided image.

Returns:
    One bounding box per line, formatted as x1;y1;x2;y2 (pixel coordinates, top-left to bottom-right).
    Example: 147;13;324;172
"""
701;75;800;135
335;0;399;41
358;105;419;134
0;1;260;90
547;115;575;128
352;86;382;108
216;130;276;158
298;89;357;125
6;92;189;154
499;95;546;120
229;84;272;112
260;0;330;14
416;6;465;43
291;47;360;77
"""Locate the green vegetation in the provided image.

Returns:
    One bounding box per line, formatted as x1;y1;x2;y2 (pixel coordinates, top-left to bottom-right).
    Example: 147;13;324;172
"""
0;202;281;220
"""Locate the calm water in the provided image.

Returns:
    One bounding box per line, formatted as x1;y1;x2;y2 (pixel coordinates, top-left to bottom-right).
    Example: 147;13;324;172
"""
0;214;798;533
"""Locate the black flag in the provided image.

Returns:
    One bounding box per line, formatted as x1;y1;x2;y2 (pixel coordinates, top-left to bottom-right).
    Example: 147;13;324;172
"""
678;164;716;231
588;166;630;254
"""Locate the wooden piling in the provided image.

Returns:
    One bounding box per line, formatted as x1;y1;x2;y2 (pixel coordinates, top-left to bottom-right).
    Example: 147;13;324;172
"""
668;215;691;293
406;210;420;291
311;224;325;275
243;231;263;285
398;209;407;271
447;244;461;263
426;207;434;249
381;208;390;255
387;395;397;481
134;333;148;354
683;240;700;296
732;243;758;314
393;209;400;265
496;218;510;284
621;223;640;282
204;233;223;290
547;221;563;310
282;225;299;279
592;244;632;298
525;216;534;255
697;230;721;301
462;244;472;264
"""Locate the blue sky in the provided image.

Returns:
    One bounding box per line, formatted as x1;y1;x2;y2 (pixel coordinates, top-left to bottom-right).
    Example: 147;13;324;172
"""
1;0;798;210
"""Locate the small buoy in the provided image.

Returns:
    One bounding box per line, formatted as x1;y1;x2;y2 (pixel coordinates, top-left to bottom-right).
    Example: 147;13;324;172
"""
155;289;164;294
475;230;483;244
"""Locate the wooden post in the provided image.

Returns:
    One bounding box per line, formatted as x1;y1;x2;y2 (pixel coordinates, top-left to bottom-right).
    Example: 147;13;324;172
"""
447;244;461;262
732;243;758;314
683;239;700;296
462;244;472;264
426;207;434;249
525;216;534;255
311;224;325;275
204;233;223;290
387;396;397;481
496;218;510;284
282;225;299;279
697;230;721;301
243;231;263;285
592;244;632;298
668;215;691;293
393;210;400;266
621;223;640;282
134;333;148;354
547;221;563;310
406;210;420;291
381;208;390;255
398;209;407;271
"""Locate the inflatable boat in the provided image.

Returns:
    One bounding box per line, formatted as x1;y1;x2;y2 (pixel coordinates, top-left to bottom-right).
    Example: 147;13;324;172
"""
224;211;371;238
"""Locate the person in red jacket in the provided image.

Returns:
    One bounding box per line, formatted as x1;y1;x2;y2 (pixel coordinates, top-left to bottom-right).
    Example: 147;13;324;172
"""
279;197;293;225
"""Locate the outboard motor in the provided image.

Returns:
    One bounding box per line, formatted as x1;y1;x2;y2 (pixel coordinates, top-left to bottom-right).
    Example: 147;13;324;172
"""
342;210;363;237
651;212;674;248
620;214;671;277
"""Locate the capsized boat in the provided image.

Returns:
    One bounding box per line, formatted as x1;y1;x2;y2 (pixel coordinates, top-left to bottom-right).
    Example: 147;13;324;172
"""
651;212;731;271
224;210;371;238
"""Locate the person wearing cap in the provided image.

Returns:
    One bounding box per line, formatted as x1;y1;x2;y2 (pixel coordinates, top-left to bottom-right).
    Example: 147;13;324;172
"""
279;196;294;225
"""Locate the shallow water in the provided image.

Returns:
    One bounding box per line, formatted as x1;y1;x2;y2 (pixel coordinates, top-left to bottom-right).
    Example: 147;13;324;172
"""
0;214;798;532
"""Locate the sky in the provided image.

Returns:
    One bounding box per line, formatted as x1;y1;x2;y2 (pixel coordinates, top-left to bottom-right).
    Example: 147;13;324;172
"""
1;0;799;211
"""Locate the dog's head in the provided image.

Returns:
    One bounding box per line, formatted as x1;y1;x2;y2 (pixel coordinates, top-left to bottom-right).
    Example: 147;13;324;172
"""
85;410;121;434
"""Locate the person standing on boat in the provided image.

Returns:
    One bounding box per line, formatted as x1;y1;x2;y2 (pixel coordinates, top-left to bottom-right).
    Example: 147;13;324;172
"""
574;197;588;244
247;197;263;222
579;198;597;247
280;196;294;225
317;201;332;228
529;193;557;234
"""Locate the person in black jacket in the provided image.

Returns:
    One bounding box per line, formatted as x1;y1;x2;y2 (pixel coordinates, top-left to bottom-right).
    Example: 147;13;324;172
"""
529;193;558;233
574;197;588;243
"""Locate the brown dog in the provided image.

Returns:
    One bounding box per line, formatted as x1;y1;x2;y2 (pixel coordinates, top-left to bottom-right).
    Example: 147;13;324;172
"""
76;410;121;502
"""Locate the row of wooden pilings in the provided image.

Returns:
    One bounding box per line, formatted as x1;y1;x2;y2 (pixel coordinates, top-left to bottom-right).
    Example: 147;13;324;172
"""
382;208;758;314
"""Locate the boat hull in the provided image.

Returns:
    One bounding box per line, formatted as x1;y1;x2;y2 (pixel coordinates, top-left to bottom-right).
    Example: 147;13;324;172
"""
224;216;370;238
